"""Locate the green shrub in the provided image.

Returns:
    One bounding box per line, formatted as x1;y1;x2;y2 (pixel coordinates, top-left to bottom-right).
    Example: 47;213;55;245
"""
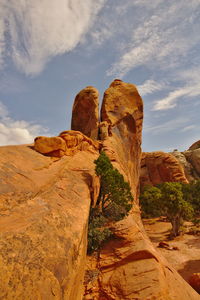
87;151;133;253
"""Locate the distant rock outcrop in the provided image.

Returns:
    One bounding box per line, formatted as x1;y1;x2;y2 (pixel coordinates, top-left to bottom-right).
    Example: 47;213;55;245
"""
140;151;188;188
171;143;200;181
71;86;99;140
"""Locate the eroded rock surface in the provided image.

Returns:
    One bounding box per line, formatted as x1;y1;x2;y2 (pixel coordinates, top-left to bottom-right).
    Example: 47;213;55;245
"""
0;144;99;300
100;79;143;201
34;130;101;158
71;86;99;140
140;151;188;188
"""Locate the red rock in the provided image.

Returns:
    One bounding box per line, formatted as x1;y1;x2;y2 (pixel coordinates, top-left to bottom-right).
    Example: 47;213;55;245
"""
140;151;188;188
189;273;200;293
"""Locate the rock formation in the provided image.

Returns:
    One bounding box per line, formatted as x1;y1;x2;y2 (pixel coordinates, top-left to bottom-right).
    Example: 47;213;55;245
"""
140;151;188;188
100;79;143;201
34;130;101;158
171;145;200;181
71;86;99;140
0;80;199;300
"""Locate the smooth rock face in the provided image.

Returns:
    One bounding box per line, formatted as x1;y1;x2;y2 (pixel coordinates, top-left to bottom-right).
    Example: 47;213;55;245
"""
140;151;188;188
85;215;199;300
0;144;99;300
101;79;143;201
71;86;99;140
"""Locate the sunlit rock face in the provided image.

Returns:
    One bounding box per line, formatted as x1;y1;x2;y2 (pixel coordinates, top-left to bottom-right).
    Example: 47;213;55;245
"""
0;144;99;299
140;151;188;188
100;79;143;201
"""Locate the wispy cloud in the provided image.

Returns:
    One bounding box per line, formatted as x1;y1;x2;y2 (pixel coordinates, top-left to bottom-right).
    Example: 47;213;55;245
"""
0;0;106;75
144;117;189;135
107;1;200;77
153;66;200;110
137;80;166;96
0;101;47;145
181;125;196;132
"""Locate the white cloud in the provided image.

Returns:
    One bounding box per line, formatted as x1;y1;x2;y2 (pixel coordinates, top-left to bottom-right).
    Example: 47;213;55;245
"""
0;101;47;145
181;125;196;132
107;1;200;77
137;80;166;96
153;75;200;111
144;117;189;135
0;0;106;75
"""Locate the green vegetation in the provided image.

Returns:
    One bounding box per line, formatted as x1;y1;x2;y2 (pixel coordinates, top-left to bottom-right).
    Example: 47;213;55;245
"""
87;151;133;253
140;182;199;237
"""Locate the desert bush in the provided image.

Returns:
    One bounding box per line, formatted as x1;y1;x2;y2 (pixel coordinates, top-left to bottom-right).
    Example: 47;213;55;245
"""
87;151;133;253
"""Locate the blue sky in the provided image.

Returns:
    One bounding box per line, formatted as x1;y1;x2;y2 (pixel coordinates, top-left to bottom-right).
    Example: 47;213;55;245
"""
0;0;199;151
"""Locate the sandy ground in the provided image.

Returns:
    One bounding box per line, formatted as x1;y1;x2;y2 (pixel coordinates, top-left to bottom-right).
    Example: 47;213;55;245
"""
143;218;200;282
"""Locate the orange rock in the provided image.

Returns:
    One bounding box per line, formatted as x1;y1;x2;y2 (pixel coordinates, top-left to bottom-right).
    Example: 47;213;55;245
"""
140;151;188;188
189;273;200;293
34;130;101;158
34;136;66;157
0;144;98;299
71;86;99;140
101;79;143;201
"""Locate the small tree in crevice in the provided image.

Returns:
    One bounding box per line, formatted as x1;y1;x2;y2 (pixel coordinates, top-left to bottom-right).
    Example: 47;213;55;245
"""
87;151;133;253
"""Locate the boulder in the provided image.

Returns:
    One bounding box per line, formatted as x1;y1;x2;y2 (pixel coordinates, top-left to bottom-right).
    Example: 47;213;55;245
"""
34;136;66;157
34;131;101;158
71;86;99;140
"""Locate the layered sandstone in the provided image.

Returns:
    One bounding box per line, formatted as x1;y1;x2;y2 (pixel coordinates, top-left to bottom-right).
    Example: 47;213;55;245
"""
140;151;188;188
71;86;99;140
